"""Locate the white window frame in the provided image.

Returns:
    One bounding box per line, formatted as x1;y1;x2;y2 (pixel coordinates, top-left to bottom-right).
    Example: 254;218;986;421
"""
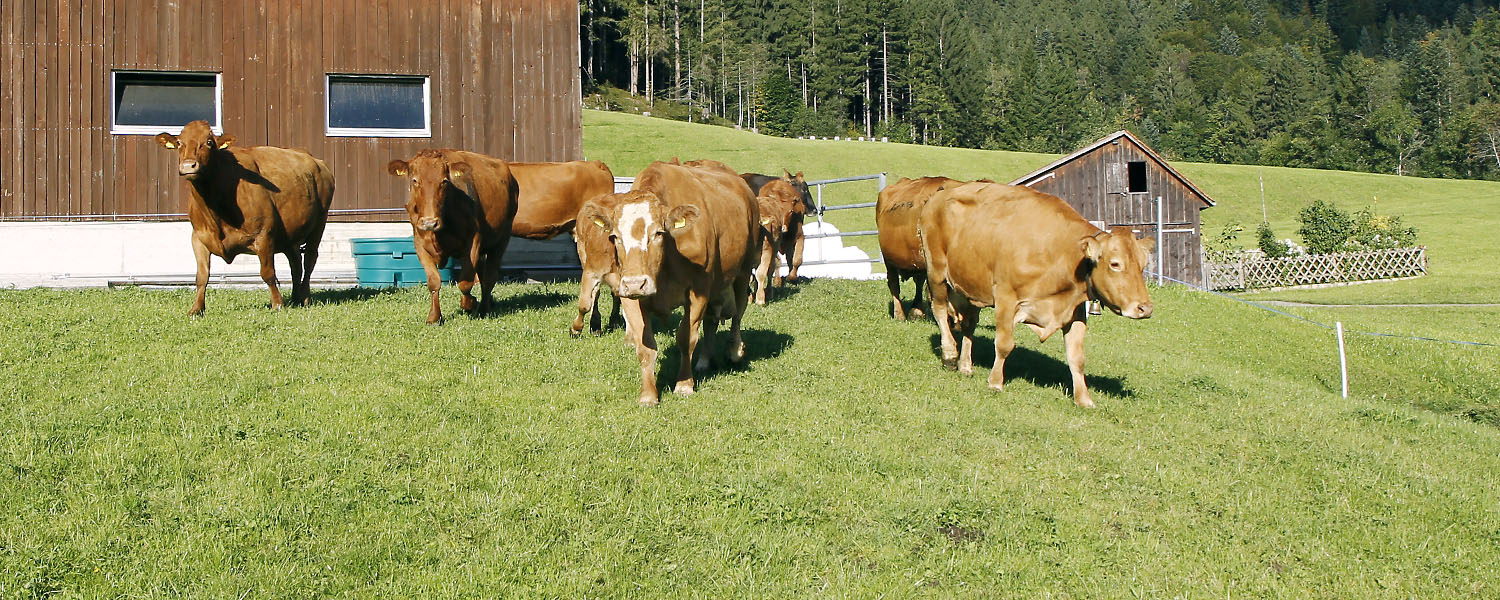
324;74;431;138
110;70;224;136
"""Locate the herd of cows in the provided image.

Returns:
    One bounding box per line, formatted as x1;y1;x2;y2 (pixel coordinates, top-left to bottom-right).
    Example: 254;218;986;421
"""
153;119;1155;407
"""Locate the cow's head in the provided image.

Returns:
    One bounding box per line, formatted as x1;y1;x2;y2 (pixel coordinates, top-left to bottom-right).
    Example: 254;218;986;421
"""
388;151;470;233
758;179;799;235
784;170;815;214
579;191;699;299
1081;227;1155;319
757;196;787;241
155;120;234;181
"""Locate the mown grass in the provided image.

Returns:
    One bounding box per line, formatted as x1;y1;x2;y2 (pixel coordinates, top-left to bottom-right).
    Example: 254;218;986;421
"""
3;280;1499;597
582;110;1500;305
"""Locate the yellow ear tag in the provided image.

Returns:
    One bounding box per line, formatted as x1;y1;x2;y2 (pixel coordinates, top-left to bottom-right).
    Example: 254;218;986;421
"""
674;217;687;229
218;141;232;149
760;217;773;226
592;216;608;229
163;142;177;149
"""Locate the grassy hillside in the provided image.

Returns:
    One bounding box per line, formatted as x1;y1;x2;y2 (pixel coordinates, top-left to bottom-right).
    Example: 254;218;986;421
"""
2;280;1498;597
583;110;1500;306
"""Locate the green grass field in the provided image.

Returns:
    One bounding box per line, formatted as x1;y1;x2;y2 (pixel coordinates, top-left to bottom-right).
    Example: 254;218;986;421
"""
4;110;1499;597
3;280;1498;597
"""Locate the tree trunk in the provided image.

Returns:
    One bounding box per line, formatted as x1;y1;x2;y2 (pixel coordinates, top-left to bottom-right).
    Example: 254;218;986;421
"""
646;0;653;106
674;0;681;101
882;27;890;123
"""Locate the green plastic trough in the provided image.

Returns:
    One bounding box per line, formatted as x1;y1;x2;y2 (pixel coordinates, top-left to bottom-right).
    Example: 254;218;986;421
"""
350;237;459;288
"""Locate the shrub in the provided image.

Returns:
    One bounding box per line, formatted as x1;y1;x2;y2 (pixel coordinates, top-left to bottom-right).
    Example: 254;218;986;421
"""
1205;220;1245;260
1296;200;1355;254
1257;222;1291;258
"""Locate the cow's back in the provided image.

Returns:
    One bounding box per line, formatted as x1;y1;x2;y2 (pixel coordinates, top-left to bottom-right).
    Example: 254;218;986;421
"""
637;162;757;280
509;160;614;238
234;145;335;243
878;177;955;274
926;183;1098;303
444;150;519;233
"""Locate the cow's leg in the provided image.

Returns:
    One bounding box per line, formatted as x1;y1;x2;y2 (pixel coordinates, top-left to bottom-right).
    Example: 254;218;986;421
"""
929;280;959;370
910;272;927;319
417;247;445;325
754;240;774;305
622;298;659;406
256;245;284;310
726;272;751;364
479;236;511;313
956;297;980;377
989;300;1020;391
1063;305;1093;408
696;300;720;372
300;242;320;306
673;291;709;395
605;272;624;332
284;248;305;307
885;262;906;320
782;227;805;283
456;241;481;313
573;270;602;337
189;236;211;316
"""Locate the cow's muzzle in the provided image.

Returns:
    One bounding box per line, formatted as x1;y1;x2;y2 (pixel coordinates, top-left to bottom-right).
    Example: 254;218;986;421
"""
1122;302;1153;319
618;275;656;298
417;217;442;232
178;161;201;177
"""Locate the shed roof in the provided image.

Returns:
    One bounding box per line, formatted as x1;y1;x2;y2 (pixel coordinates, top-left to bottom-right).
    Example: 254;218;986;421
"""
1008;130;1216;208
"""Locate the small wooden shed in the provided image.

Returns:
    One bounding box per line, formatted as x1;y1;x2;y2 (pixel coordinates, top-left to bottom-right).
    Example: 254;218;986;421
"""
1009;130;1215;287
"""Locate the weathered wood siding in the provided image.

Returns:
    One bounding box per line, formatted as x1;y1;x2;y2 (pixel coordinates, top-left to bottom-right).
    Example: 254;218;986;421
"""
1023;138;1206;286
0;0;582;221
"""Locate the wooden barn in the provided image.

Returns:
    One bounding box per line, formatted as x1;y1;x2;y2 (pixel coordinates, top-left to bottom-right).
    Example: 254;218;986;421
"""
1008;130;1215;287
1;0;581;220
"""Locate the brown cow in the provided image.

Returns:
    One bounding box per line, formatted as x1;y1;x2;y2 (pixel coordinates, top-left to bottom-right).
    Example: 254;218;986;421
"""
742;171;810;282
577;161;759;405
504;160;620;337
572;191;623;336
155;120;334;316
386;149;519;325
752;178;801;304
920;182;1154;408
875;176;994;320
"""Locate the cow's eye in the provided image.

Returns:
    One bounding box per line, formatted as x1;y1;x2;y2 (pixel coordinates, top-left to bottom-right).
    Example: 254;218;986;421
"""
653;229;665;239
1109;261;1123;271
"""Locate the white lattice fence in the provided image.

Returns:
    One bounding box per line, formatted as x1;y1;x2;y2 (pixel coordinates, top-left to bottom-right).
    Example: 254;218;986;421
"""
1206;246;1426;291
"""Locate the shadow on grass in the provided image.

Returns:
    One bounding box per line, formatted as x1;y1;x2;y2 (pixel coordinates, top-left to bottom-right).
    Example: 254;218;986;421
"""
488;288;575;314
310;286;402;306
656;327;795;392
755;282;805;305
927;333;1134;399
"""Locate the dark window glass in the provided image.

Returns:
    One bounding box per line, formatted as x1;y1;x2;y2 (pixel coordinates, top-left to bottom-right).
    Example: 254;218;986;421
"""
1127;161;1148;193
114;72;217;128
328;76;426;130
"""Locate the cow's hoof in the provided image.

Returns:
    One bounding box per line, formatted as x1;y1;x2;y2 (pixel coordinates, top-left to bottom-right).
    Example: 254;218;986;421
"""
638;395;659;407
910;307;926;319
988;382;1004;391
941;358;958;371
673;383;696;396
1074;395;1096;409
425;317;444;326
727;343;746;364
569;326;583;338
958;365;974;377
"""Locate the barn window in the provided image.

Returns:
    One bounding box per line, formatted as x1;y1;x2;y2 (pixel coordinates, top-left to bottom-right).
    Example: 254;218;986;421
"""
110;71;222;136
325;74;430;137
1127;161;1148;193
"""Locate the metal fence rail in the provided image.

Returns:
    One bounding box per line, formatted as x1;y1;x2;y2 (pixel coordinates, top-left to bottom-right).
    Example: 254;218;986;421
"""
802;173;886;265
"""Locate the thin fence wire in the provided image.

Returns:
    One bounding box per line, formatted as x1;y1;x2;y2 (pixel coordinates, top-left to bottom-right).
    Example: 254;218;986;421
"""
1150;270;1496;348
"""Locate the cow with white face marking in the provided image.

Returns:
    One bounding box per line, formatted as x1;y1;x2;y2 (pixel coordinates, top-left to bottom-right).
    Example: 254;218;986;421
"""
577;161;760;405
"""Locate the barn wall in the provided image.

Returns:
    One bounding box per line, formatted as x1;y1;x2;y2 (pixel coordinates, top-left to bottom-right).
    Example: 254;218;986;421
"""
1023;138;1207;286
0;0;582;221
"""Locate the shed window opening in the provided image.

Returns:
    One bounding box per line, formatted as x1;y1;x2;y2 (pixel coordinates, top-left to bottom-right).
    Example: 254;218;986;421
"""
111;71;221;135
326;75;430;137
1127;161;1148;193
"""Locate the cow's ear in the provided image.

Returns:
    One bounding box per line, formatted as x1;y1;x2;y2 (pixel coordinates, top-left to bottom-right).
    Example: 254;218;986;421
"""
1079;235;1103;262
155;133;180;150
447;161;471;181
578;201;613;232
667;204;701;232
1135;236;1156;259
794;171;804;180
387;160;410;177
216;135;235;150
